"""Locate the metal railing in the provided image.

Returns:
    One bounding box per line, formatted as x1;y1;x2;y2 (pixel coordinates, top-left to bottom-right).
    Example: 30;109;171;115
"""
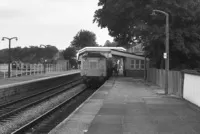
0;63;71;79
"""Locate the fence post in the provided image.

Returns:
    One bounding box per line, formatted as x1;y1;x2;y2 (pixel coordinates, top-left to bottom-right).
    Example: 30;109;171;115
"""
47;64;48;72
10;70;12;77
25;64;27;75
34;64;36;74
34;64;37;75
29;64;31;75
49;64;50;72
29;64;32;75
38;64;40;74
20;64;22;76
15;66;17;77
41;64;43;74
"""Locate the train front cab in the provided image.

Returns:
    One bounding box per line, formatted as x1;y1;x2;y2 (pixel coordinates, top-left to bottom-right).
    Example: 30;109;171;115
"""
80;53;107;88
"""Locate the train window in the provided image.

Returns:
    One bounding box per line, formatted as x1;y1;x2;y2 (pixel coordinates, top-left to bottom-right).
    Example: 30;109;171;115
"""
90;61;97;69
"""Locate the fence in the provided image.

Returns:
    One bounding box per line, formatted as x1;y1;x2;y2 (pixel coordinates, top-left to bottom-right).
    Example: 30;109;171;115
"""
0;63;71;79
147;68;183;97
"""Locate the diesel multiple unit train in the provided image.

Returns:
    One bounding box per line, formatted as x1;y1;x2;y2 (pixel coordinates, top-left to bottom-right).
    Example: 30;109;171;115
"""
77;47;126;87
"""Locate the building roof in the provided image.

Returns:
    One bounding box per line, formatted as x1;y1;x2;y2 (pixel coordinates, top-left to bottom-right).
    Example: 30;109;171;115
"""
77;46;149;61
77;47;126;59
111;49;149;60
78;47;126;54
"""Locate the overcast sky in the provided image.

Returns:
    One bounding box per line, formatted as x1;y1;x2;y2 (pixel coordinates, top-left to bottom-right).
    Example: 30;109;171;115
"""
0;0;113;50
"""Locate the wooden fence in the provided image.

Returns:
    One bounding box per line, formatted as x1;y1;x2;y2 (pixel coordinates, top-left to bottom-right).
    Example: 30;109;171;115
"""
147;68;183;97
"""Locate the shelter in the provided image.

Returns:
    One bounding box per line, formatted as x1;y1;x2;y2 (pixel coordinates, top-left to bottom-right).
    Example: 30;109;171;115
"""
111;49;149;78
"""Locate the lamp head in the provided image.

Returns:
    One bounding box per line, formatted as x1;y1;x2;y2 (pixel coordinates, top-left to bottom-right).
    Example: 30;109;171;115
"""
2;37;6;41
151;10;156;16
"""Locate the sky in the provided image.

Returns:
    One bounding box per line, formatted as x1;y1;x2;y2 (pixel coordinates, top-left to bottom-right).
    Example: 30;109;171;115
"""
0;0;113;50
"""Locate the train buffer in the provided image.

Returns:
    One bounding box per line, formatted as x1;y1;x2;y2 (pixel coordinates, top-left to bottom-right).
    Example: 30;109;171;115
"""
49;77;200;134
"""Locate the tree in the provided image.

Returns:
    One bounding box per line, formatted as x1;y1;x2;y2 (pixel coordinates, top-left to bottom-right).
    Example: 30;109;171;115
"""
70;29;98;50
104;40;118;47
0;45;59;63
94;0;200;69
40;45;58;60
63;47;76;60
63;47;77;68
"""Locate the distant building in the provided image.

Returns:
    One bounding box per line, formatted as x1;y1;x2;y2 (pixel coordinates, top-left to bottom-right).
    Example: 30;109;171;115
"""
53;51;70;70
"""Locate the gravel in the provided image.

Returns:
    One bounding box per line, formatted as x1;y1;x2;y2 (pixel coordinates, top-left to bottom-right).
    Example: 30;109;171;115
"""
0;84;86;134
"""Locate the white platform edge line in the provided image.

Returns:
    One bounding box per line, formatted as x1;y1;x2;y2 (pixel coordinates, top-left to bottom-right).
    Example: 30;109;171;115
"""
0;70;80;89
48;80;112;134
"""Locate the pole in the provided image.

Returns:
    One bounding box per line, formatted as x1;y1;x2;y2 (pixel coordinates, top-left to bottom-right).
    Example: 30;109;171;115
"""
165;13;169;94
8;40;11;78
144;55;147;81
152;10;169;95
2;37;18;78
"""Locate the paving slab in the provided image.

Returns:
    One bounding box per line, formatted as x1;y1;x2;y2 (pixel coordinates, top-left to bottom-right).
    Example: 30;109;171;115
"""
49;77;200;134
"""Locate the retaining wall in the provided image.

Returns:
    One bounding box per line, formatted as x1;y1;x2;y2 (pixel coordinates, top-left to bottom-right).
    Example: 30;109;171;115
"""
183;71;200;107
0;72;80;102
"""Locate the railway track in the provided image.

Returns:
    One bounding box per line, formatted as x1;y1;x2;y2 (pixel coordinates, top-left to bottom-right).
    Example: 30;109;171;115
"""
0;78;85;133
0;78;82;120
11;85;90;134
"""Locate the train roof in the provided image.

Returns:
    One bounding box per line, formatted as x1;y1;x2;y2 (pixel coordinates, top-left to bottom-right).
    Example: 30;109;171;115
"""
78;47;126;54
77;47;126;59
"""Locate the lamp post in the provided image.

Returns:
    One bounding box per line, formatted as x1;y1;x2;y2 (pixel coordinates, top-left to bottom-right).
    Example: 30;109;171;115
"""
152;9;169;94
2;37;18;78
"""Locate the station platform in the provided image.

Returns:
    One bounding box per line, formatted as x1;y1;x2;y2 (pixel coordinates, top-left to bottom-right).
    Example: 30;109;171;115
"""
49;77;200;134
0;70;80;88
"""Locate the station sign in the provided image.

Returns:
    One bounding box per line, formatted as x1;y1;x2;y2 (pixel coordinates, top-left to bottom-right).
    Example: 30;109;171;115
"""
163;53;167;59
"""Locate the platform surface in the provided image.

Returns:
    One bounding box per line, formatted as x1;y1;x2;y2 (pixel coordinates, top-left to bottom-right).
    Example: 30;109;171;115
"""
49;77;200;134
0;70;80;87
